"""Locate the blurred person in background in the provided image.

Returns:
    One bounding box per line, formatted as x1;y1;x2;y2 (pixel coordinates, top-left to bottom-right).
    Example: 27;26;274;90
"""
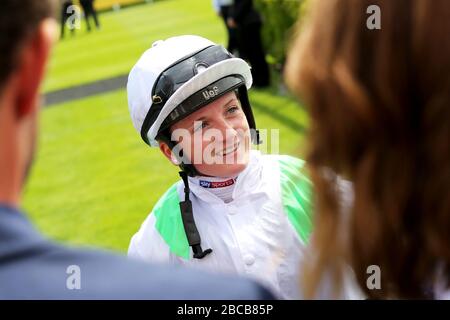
60;0;75;39
228;0;270;88
0;0;273;300
80;0;100;32
286;0;450;299
212;0;239;55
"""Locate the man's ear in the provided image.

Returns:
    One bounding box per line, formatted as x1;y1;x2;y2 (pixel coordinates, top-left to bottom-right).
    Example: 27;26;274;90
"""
159;141;180;165
15;18;57;119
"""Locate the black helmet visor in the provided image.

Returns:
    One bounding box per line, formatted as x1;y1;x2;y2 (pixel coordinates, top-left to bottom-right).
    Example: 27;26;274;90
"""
140;45;235;144
157;75;245;135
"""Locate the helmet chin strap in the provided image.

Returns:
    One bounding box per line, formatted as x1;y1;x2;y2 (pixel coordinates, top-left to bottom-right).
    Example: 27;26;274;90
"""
178;171;213;259
160;136;212;259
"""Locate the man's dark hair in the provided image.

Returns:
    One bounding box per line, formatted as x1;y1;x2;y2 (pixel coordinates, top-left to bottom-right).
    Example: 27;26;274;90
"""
0;0;57;88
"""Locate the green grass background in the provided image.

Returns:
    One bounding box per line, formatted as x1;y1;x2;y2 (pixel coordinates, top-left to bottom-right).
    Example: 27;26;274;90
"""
22;0;309;253
43;0;227;93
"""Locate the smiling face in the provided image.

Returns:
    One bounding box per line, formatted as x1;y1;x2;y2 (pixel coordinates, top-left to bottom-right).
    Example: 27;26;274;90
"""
159;91;251;178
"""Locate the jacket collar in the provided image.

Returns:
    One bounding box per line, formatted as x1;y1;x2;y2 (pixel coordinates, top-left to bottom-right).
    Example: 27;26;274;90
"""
187;150;265;204
0;204;46;259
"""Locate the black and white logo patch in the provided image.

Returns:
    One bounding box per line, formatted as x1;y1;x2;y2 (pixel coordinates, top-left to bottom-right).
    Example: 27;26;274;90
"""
202;86;219;100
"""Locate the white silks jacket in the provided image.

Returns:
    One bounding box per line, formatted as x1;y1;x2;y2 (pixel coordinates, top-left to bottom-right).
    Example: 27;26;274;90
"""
128;150;313;299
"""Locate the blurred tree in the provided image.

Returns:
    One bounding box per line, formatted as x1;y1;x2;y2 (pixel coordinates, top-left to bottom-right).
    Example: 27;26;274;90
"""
254;0;308;74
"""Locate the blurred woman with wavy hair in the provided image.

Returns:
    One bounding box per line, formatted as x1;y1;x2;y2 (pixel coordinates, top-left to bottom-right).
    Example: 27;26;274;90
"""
285;0;450;299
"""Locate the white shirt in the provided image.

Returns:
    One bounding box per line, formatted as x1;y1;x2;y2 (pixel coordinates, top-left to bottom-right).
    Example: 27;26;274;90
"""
128;151;313;299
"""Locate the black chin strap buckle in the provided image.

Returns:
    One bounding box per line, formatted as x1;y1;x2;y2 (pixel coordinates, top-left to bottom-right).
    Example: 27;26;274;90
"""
179;171;213;259
192;245;213;259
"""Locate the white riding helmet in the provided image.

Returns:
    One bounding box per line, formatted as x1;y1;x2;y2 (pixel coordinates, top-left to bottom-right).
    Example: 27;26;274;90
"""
127;35;256;148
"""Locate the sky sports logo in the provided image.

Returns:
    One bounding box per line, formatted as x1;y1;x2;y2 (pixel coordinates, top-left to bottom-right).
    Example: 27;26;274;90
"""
199;179;235;189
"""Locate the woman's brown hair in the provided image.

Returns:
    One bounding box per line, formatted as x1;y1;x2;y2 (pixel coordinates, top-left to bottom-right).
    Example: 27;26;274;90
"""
285;0;450;298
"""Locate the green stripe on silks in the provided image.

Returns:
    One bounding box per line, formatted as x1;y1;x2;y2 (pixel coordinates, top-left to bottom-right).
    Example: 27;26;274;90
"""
153;183;190;259
277;155;313;244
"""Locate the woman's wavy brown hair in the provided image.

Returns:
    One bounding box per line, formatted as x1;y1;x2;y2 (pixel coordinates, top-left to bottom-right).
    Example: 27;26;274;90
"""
285;0;450;298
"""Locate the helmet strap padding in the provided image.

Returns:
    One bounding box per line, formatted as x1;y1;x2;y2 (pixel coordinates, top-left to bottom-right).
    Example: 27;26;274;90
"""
236;86;262;145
